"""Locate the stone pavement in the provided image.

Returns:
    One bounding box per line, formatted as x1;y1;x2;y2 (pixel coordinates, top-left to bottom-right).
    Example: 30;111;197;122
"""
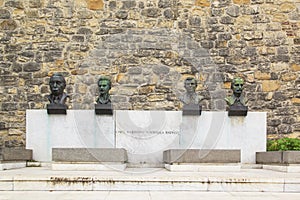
0;191;300;200
0;166;300;194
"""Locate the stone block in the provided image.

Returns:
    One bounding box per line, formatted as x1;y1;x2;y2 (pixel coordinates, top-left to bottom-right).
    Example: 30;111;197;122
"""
195;0;210;7
262;80;281;92
228;105;248;116
47;104;67;114
52;148;127;163
291;98;300;105
291;64;300;71
0;147;32;161
256;152;282;164
87;0;104;10
163;149;241;164
182;104;202;115
95;103;113;115
283;151;300;164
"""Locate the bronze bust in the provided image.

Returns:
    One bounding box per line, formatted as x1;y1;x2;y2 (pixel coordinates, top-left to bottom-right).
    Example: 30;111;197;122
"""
225;77;248;116
180;77;202;105
95;76;113;115
47;73;68;114
47;73;68;105
180;77;202;115
96;76;111;104
225;77;247;106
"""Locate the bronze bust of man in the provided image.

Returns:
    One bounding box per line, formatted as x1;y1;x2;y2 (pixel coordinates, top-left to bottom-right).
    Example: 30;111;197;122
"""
225;77;248;116
225;77;247;106
96;76;111;104
47;73;68;105
47;73;68;114
180;77;202;115
180;77;202;105
95;76;113;115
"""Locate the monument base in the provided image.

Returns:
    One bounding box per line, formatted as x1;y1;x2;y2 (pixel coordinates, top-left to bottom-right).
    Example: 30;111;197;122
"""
228;105;248;116
47;104;67;114
95;103;113;115
182;104;202;115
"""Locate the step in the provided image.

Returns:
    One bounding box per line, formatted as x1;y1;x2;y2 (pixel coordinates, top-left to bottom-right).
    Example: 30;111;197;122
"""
0;167;300;192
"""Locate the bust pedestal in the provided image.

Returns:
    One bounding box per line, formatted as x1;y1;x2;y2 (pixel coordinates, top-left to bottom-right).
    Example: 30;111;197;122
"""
47;104;67;114
228;105;248;116
182;104;202;116
95;103;113;115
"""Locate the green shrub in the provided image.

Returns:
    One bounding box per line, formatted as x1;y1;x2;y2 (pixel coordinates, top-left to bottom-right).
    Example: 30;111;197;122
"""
267;138;300;151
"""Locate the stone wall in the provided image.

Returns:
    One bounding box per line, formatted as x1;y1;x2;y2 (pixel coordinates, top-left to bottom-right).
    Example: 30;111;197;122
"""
0;0;299;147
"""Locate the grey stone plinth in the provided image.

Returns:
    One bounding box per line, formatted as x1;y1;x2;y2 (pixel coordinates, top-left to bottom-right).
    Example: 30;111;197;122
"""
0;148;32;161
52;148;127;163
256;152;283;164
283;151;300;164
163;149;241;164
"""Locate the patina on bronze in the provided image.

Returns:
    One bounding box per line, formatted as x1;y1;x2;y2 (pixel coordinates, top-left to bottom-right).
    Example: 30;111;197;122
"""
180;77;202;115
95;76;113;115
47;73;68;114
225;77;248;116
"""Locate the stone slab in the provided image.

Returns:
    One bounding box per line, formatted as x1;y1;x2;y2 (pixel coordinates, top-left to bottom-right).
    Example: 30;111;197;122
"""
116;110;181;166
95;103;113;115
182;105;202;115
257;151;300;164
47;104;67;114
165;163;241;172
51;163;127;171
163;149;241;164
0;148;32;161
228;105;248;116
263;165;300;173
256;152;283;164
26;110;115;162
52;148;127;163
0;162;26;171
179;112;266;164
283;151;300;164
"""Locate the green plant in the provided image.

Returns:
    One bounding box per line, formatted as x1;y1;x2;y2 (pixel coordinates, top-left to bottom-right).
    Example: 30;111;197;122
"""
267;138;300;151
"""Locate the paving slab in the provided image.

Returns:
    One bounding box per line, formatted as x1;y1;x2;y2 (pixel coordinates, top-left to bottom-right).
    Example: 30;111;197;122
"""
0;191;300;200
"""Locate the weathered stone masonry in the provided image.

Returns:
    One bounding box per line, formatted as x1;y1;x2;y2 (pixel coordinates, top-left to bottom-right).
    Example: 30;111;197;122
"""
0;0;299;147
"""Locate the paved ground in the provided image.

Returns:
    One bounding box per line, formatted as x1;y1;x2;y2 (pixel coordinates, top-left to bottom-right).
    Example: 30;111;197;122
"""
0;191;300;200
1;166;300;199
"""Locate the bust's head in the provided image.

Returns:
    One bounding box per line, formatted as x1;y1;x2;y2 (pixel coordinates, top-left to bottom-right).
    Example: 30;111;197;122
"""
98;76;111;95
184;77;197;93
49;73;66;96
231;77;244;96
